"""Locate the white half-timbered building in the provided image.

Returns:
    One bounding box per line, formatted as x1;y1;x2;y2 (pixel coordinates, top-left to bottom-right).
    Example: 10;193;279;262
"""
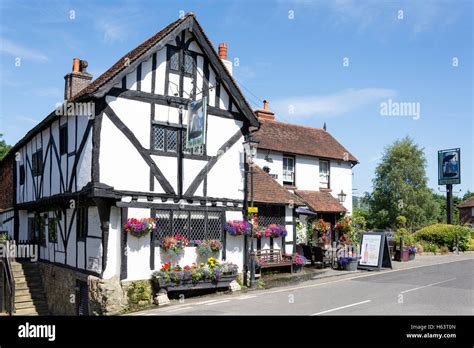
3;13;266;315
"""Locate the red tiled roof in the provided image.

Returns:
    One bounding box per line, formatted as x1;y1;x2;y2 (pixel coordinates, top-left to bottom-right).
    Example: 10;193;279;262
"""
254;119;358;163
458;196;474;208
295;190;347;213
250;166;303;205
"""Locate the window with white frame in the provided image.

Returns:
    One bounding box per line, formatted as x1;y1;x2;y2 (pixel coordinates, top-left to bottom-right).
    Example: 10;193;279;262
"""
283;156;295;185
319;160;330;189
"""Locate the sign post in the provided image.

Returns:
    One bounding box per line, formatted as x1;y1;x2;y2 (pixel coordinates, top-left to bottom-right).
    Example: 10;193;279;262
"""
438;148;461;224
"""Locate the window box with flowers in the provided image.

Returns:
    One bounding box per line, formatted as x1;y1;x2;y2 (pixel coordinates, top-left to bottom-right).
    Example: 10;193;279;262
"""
151;257;238;293
225;220;251;236
253;224;288;239
123;218;156;238
160;234;189;256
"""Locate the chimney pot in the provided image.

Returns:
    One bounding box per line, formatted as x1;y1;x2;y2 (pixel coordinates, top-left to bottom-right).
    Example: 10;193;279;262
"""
65;57;93;100
255;99;275;121
218;43;228;60
72;57;80;72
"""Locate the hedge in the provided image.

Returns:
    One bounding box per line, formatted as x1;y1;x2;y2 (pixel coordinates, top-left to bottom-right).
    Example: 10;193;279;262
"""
412;224;472;252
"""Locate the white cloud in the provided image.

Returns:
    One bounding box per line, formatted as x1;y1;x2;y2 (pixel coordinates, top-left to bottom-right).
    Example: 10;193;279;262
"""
271;88;397;118
0;38;49;62
96;19;127;44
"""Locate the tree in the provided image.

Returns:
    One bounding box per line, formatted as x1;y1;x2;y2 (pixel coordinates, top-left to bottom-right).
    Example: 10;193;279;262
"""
462;190;474;201
369;136;440;229
432;192;461;225
0;133;12;160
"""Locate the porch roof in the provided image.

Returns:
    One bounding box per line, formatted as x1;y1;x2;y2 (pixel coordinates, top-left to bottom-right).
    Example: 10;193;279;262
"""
294;190;347;213
250;165;304;205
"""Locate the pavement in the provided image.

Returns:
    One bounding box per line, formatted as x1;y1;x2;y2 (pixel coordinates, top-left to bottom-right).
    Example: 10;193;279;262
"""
128;252;474;316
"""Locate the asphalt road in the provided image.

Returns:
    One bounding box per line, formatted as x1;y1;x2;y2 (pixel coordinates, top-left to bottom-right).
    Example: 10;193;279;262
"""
132;258;474;316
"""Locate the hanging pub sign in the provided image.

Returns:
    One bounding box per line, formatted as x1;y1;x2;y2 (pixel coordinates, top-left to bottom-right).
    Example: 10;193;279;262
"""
358;232;392;271
186;96;207;150
438;148;461;185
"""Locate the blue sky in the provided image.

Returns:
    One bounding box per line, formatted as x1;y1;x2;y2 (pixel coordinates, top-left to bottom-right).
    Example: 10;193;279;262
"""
0;0;472;197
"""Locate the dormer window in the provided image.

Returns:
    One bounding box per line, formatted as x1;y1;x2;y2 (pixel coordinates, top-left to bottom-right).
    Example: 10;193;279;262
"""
319;160;330;189
283;155;295;185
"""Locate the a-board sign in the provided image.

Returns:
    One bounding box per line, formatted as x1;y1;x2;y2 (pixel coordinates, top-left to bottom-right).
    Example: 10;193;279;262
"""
358;232;392;271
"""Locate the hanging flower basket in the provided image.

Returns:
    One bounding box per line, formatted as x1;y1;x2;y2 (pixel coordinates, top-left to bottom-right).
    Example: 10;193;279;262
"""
225;220;251;236
123;218;156;238
253;224;288;238
195;240;223;257
160;234;189;256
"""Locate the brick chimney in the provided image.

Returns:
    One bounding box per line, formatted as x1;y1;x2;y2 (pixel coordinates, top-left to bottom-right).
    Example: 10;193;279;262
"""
218;43;233;76
64;57;92;100
255;100;275;121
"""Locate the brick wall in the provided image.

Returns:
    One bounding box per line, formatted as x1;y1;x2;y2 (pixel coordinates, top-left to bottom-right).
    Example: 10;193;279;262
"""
0;155;14;210
459;207;474;225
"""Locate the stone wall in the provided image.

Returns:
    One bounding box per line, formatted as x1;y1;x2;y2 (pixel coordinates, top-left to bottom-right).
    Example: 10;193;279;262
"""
88;275;126;315
39;263;83;315
39;262;129;315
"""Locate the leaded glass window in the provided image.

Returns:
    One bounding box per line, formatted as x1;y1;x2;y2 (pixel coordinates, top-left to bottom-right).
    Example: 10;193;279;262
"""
154;210;224;245
169;47;179;72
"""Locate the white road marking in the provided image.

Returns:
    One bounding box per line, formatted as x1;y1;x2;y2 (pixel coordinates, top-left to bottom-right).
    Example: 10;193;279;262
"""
400;278;456;294
204;300;230;306
236;295;258;300
311;300;372;316
166;306;193;312
193;299;228;305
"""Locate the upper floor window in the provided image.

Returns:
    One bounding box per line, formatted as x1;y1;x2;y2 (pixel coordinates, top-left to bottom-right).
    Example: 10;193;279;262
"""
283;156;295;185
19;164;25;185
77;207;88;241
168;46;180;72
31;149;43;177
152;125;178;153
59;124;68;155
167;46;195;77
319;160;330;189
48;217;58;243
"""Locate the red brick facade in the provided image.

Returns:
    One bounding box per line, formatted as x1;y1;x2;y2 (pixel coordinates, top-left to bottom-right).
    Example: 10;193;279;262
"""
0;155;14;210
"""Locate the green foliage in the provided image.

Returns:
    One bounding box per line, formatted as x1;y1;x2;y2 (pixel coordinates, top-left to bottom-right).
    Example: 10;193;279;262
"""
0;233;10;241
439;245;450;254
462;191;474;201
412;224;471;251
127;280;152;308
469;239;474;251
0;134;12;160
423;242;440;254
369;137;440;229
432;193;461;225
256;278;265;289
395;215;407;228
394;227;414;246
